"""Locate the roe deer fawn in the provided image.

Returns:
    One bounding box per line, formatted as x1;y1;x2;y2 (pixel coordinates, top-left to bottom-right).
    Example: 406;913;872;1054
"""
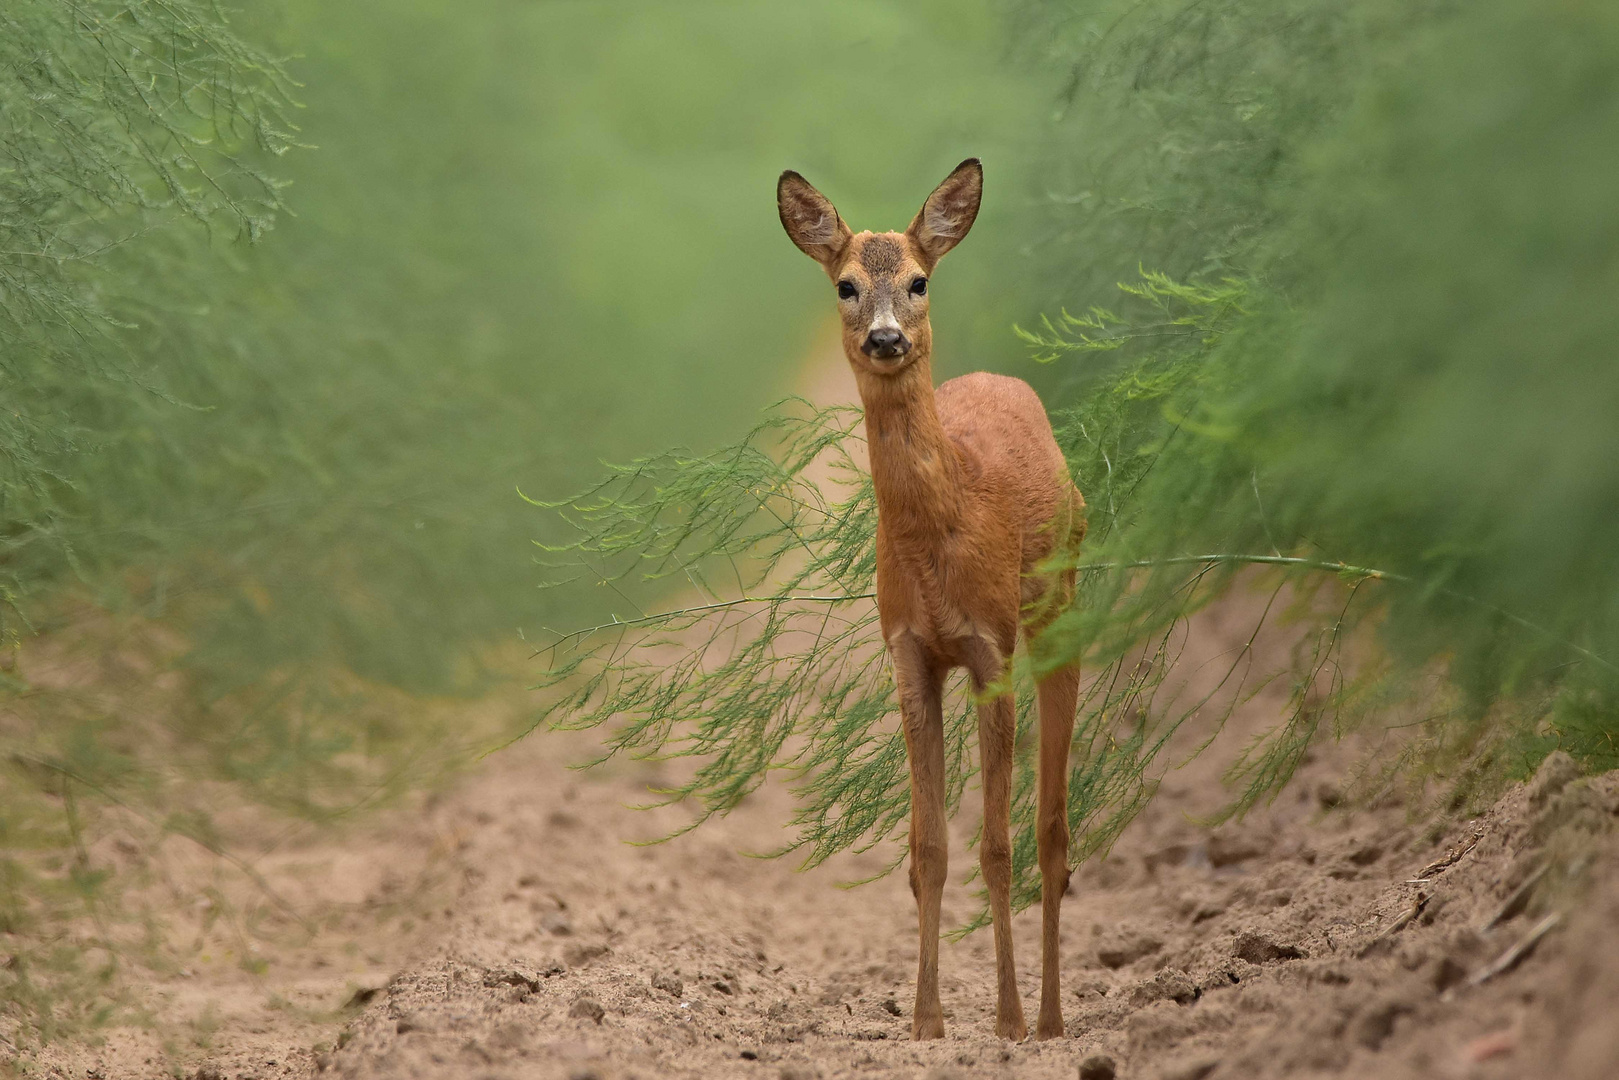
778;159;1085;1041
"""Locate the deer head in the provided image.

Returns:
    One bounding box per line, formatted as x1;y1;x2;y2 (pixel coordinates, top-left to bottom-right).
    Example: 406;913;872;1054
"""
778;159;982;376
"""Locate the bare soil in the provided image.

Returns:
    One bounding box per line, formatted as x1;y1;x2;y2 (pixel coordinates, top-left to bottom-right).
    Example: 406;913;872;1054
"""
21;612;1619;1080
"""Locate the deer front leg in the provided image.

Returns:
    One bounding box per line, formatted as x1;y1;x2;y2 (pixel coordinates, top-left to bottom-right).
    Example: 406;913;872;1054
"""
1034;662;1079;1039
892;633;948;1040
966;636;1028;1041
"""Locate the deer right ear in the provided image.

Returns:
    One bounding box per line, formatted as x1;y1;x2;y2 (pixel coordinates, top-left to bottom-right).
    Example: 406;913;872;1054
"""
907;158;982;270
778;171;852;273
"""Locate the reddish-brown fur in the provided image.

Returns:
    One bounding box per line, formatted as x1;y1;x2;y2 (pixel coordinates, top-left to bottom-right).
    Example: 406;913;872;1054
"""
778;160;1085;1041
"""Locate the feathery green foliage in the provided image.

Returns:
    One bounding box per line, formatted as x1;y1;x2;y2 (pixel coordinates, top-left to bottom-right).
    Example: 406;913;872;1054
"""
1022;0;1619;790
0;0;298;633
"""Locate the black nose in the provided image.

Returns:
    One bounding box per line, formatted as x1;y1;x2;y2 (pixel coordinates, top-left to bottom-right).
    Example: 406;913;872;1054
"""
862;328;910;358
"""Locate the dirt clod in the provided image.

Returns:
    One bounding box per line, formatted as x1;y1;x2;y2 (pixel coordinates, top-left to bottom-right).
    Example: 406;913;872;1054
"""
1426;955;1469;993
1157;1056;1220;1080
569;995;606;1023
342;981;386;1009
481;964;550;992
1072;976;1112;1000
1208;831;1269;867
1130;969;1200;1006
651;971;684;997
1078;1053;1118;1080
1528;751;1582;810
1097;927;1165;968
1232;930;1307;963
1352;994;1416;1050
563;941;610;966
1349;842;1385;866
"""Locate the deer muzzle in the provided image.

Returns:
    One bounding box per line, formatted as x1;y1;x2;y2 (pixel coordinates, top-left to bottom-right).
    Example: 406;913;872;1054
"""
862;327;912;360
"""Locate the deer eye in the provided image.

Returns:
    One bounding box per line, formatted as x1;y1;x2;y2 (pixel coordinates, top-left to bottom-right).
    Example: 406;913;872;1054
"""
837;280;857;300
909;277;928;296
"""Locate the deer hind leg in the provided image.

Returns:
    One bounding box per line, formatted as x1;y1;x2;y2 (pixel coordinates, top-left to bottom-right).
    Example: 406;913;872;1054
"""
1034;661;1078;1039
892;633;948;1040
965;634;1028;1041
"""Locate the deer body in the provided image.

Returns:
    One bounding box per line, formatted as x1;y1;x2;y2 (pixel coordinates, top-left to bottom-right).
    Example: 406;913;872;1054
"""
779;160;1084;1041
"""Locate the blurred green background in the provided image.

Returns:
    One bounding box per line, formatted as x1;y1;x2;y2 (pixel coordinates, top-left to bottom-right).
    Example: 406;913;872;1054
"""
5;0;1618;1040
5;0;1062;684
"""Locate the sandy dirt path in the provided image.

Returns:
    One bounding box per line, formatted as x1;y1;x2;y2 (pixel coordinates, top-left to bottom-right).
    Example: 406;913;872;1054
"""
46;695;1616;1080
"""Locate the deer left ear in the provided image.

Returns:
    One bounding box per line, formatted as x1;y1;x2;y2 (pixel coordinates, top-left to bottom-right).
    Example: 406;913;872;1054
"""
778;170;853;274
907;158;982;269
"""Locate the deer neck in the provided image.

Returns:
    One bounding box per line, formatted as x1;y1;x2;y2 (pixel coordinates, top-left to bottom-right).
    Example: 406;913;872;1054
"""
854;351;966;534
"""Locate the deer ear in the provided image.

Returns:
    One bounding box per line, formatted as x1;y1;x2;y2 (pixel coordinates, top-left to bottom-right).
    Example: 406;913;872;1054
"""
778;171;852;273
907;158;982;269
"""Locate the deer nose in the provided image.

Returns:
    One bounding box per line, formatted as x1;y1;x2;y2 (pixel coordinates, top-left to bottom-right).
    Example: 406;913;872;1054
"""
862;328;910;359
